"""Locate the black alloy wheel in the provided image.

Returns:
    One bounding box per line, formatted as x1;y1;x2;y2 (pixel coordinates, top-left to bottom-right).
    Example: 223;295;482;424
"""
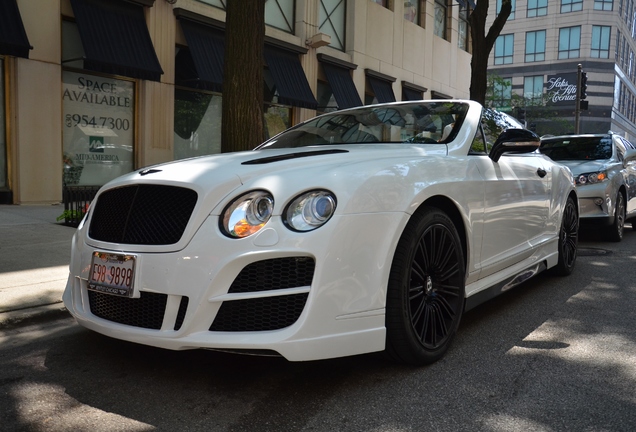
605;192;625;242
550;196;578;276
386;207;465;365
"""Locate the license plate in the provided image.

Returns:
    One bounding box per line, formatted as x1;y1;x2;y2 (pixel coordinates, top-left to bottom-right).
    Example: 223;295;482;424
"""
88;252;136;297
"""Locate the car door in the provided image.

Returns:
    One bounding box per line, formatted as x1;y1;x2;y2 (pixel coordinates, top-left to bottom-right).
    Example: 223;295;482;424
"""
617;137;636;217
471;113;550;280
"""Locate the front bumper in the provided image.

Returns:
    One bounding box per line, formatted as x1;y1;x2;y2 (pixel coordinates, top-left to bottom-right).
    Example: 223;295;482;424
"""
575;182;615;225
63;211;408;361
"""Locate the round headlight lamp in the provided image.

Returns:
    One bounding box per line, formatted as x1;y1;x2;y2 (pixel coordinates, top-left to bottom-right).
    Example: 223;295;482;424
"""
221;191;274;238
284;190;336;232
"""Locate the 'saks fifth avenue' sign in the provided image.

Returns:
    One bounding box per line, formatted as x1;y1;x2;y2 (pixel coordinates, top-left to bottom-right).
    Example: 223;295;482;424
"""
546;72;577;105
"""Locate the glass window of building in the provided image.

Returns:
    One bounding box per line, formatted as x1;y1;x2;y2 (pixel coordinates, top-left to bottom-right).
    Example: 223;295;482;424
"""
317;80;339;115
495;34;514;65
265;0;295;33
493;77;513;109
561;0;583;13
61;21;136;187
458;4;470;52
263;70;292;140
434;0;448;39
174;88;222;161
591;25;611;58
404;0;420;24
497;0;516;19
371;0;389;8
320;0;346;51
594;0;613;10
527;0;548;17
558;26;581;59
524;75;544;102
196;0;295;33
525;30;546;62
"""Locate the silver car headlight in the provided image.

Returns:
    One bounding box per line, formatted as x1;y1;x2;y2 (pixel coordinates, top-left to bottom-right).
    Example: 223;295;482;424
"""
221;191;274;238
576;171;608;185
284;190;336;232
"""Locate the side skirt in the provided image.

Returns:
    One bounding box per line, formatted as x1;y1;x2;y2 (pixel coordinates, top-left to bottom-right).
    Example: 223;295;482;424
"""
464;261;547;312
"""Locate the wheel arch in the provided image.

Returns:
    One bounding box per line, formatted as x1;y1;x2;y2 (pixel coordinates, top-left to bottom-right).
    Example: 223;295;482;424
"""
415;195;468;269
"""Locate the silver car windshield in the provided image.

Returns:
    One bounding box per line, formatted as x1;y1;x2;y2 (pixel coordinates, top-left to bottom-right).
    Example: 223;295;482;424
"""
540;136;613;161
258;102;470;149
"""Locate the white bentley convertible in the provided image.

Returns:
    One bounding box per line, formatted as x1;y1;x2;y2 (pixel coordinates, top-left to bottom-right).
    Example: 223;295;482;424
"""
63;100;579;365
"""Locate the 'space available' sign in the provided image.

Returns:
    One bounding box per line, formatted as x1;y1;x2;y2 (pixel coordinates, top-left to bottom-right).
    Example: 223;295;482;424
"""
62;71;134;186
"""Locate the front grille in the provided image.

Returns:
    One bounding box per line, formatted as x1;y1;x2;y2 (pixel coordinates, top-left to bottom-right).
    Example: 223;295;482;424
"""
88;290;167;329
209;293;309;332
88;184;198;245
228;257;315;293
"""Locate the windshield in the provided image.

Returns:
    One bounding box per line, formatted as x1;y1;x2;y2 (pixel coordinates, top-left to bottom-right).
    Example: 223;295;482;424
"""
540;136;613;161
257;102;470;149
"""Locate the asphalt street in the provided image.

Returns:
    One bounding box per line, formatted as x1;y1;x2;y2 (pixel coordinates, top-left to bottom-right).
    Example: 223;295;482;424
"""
0;217;635;431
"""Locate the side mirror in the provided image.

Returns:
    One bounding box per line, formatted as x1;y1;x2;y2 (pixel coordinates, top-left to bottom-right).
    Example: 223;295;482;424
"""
489;129;541;162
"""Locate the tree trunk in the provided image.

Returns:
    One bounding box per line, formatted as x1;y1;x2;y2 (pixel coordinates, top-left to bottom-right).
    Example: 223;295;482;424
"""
221;2;265;152
469;0;511;105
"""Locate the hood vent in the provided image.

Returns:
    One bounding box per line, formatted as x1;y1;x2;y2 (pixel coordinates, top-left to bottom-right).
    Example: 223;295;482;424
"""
242;149;348;165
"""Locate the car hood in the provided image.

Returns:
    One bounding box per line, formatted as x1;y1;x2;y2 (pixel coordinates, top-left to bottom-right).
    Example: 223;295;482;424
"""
554;159;611;175
99;144;449;217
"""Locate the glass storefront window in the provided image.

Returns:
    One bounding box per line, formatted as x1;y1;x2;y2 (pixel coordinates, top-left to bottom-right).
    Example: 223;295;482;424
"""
62;71;135;186
264;105;291;140
174;88;222;160
0;58;6;190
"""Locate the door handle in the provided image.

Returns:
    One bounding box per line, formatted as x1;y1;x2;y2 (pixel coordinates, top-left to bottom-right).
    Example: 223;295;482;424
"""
537;168;547;178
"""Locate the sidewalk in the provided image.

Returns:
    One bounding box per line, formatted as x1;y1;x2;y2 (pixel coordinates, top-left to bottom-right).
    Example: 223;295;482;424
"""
0;203;75;328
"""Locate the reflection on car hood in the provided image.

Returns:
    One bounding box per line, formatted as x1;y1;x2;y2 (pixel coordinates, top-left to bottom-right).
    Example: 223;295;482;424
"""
100;144;449;216
555;159;610;175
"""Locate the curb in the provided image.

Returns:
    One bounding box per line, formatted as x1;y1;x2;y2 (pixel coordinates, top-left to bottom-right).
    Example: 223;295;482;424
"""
0;302;71;330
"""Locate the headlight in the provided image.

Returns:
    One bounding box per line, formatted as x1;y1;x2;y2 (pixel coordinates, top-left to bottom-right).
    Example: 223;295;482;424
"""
221;191;274;238
284;190;336;232
576;171;608;185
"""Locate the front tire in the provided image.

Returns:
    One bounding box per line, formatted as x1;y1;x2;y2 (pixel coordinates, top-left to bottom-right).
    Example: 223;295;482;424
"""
386;207;466;366
604;192;625;242
550;196;578;276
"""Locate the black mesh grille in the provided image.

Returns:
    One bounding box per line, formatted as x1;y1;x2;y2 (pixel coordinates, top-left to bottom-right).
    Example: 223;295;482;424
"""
88;184;198;245
228;258;315;293
209;293;309;332
88;290;173;330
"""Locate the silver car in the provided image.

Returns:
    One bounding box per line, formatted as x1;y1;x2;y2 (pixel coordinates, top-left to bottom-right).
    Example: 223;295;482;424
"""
540;133;636;241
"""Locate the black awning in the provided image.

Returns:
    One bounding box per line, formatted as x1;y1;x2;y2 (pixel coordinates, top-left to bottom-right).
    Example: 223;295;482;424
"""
264;46;318;110
70;0;163;81
368;76;396;103
0;0;32;58
321;62;362;110
178;18;224;92
402;86;423;101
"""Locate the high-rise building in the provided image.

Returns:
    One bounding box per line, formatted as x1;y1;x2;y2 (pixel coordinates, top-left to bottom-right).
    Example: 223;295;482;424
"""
487;0;636;139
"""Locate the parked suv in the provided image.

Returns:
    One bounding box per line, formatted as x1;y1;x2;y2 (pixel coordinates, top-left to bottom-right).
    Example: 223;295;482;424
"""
540;133;636;241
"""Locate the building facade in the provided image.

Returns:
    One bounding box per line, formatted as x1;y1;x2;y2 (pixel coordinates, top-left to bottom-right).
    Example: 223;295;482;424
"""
487;0;636;140
0;0;472;205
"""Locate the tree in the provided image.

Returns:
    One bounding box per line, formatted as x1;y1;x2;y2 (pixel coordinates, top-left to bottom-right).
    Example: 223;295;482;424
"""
468;0;512;105
221;2;265;152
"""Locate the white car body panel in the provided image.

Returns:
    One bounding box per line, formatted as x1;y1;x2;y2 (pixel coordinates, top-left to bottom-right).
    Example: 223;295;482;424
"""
63;100;577;362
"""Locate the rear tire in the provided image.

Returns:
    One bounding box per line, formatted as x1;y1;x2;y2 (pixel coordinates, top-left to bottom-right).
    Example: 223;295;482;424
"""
550;196;578;276
385;207;465;366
